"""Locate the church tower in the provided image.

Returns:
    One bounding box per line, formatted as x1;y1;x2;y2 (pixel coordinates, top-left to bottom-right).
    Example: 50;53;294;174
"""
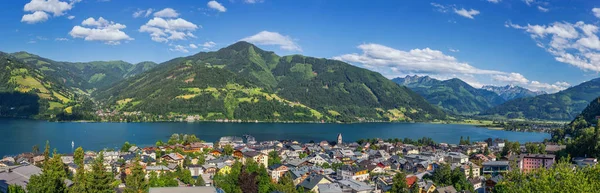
337;133;342;145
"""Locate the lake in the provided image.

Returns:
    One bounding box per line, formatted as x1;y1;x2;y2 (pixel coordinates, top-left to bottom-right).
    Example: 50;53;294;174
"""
0;118;550;157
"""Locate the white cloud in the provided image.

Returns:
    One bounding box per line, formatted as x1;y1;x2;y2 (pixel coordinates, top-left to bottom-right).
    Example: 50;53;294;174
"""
529;81;570;93
537;6;549;12
139;17;199;43
240;31;302;51
507;20;600;72
244;0;264;3
201;41;216;48
21;0;79;24
524;0;535;6
593;8;600;19
487;0;501;3
170;45;189;53
21;11;49;24
28;40;37;44
189;44;198;49
208;1;226;12
333;43;567;93
69;17;133;45
133;8;153;18
67;15;74;19
454;8;480;19
153;8;179;18
430;3;448;13
55;37;69;41
492;73;529;84
449;48;459;52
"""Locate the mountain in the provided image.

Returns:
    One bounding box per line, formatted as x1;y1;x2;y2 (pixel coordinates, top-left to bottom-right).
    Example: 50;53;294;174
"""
483;78;600;120
575;97;600;124
11;52;156;91
393;75;506;115
0;52;76;118
94;41;446;122
482;85;546;101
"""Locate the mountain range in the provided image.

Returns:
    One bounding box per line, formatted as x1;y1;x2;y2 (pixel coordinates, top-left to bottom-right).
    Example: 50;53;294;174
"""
2;42;600;122
393;75;506;115
0;42;446;122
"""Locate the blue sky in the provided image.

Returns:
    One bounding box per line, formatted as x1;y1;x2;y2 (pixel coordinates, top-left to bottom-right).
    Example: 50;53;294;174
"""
1;0;600;93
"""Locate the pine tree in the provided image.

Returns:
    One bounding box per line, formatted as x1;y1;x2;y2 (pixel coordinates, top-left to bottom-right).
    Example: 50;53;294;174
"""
274;173;296;193
124;156;149;193
195;176;206;186
391;172;408;193
7;184;26;193
87;152;115;193
70;147;87;193
27;151;67;193
43;140;50;161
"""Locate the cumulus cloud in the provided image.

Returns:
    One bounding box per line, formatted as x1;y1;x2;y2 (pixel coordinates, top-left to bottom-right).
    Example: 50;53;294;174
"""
153;8;179;18
202;41;216;48
593;8;600;19
189;44;198;49
241;31;301;51
170;45;189;53
21;11;49;24
67;15;74;19
208;1;226;12
454;8;480;19
69;17;133;45
529;81;570;92
21;0;79;23
430;3;448;13
333;43;568;93
449;48;459;52
507;19;600;72
133;8;153;18
139;17;199;43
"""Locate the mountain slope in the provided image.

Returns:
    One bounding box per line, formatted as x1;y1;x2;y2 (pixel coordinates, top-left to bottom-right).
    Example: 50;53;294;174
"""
393;75;505;115
11;52;157;91
0;52;76;118
482;85;546;101
575;97;600;124
482;78;600;120
94;42;445;122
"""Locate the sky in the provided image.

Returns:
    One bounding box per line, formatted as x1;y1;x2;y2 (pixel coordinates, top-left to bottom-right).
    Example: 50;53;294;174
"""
1;0;600;93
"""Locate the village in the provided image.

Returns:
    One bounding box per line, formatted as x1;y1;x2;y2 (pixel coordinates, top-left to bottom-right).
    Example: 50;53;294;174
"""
0;133;595;193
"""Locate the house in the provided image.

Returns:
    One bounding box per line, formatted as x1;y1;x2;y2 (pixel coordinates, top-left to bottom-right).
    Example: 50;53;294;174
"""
298;174;331;192
436;186;458;193
184;142;203;153
233;150;244;159
188;165;204;177
485;175;503;193
544;145;566;155
446;152;469;164
338;179;374;193
469;178;482;192
573;157;598;167
268;164;288;182
518;154;555;173
0;164;42;192
104;151;120;162
148;187;217;193
202;165;218;174
146;165;171;177
317;183;343;193
210;149;222;157
482;161;509;176
128;146;140;153
32;155;45;165
288;166;323;185
416;180;437;193
241;151;268;167
492;139;505;148
219;136;244;147
337;165;369;181
161;153;185;167
460;164;480;178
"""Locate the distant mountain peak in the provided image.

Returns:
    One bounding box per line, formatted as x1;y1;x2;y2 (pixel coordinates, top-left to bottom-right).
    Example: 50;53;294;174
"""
222;41;259;51
482;85;545;101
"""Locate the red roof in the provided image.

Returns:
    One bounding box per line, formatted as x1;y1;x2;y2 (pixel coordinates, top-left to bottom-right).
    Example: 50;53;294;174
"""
406;176;418;187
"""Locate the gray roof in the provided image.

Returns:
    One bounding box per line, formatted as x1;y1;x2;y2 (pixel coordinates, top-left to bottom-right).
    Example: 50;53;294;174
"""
298;174;328;190
338;179;373;192
317;183;342;193
437;186;458;193
149;187;217;193
0;164;42;191
483;161;509;166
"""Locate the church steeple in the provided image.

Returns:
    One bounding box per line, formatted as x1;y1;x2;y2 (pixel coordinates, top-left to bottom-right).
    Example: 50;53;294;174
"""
337;133;342;145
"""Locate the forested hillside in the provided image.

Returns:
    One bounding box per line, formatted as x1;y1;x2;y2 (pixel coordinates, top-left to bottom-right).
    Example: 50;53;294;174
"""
393;75;505;115
94;41;446;122
483;78;600;120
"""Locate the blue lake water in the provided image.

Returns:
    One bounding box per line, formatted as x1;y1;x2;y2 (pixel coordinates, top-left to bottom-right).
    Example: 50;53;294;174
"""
0;118;550;157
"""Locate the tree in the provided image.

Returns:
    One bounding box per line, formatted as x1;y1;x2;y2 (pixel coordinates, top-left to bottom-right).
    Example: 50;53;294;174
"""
43;140;50;161
124;157;149;193
27;151;67;193
70;147;87;193
155;140;164;147
223;144;234;156
7;184;26;193
468;165;474;179
121;141;133;152
168;134;181;145
87;152;115;193
391;172;408;193
484;146;490;155
274;173;296;193
299;153;308;159
32;145;39;155
268;151;281;166
239;168;258;193
195;176;206;186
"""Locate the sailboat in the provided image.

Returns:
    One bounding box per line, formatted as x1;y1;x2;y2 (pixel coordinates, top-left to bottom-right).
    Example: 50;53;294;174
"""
71;141;74;149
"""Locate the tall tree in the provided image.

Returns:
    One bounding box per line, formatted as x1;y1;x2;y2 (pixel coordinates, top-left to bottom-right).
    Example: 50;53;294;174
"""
32;145;39;155
273;173;296;193
43;140;50;161
7;184;26;193
124;157;149;193
223;144;234;156
391;172;408;193
27;152;67;193
70;147;87;193
87;152;115;193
